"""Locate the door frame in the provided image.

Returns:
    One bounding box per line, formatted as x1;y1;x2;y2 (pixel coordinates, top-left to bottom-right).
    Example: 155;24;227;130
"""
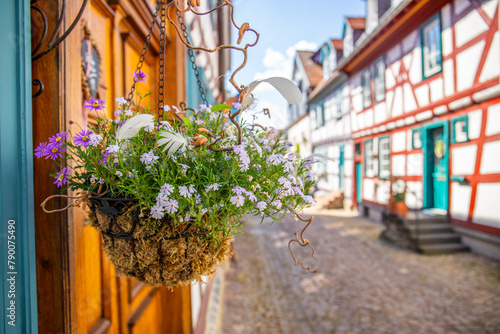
422;120;450;211
0;0;38;333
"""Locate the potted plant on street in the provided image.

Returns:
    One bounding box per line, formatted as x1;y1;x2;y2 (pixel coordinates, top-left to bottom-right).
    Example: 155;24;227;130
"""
388;178;408;216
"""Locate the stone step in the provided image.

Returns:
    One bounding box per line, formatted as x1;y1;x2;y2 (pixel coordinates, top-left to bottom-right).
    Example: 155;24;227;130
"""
419;243;469;254
417;233;461;245
405;213;448;225
409;223;455;234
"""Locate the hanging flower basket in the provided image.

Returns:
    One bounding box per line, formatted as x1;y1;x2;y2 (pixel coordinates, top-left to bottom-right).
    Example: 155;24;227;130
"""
88;197;231;287
37;0;319;288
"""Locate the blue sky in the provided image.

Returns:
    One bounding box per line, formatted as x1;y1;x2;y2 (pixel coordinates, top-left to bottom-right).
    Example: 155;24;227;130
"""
226;0;366;128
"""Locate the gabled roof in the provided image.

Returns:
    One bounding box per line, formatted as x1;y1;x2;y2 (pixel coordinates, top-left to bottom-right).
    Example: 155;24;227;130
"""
331;39;343;50
346;17;366;30
296;50;323;89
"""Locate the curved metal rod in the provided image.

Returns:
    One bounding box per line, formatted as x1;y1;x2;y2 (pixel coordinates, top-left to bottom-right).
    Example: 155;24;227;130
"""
32;79;44;98
30;5;48;56
288;213;318;273
167;0;259;93
32;0;89;62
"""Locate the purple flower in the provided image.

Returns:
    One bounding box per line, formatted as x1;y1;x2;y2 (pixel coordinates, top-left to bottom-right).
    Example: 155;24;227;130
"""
232;101;242;109
84;98;105;112
133;70;147;84
231;186;245;196
102;152;117;165
74;130;93;147
150;205;165;220
45;142;66;160
164;199;179;214
34;142;49;158
49;131;69;145
54;167;70;187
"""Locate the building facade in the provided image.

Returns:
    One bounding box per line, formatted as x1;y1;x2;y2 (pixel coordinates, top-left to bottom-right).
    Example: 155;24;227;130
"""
289;0;500;259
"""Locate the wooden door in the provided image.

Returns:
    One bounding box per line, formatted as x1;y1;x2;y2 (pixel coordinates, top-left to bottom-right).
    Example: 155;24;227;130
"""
32;0;191;333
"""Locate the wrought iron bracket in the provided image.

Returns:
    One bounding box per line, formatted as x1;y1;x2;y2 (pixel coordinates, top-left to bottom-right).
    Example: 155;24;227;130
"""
31;0;89;98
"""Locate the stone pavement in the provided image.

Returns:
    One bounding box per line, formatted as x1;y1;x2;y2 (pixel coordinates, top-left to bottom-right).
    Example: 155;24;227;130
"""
219;209;500;334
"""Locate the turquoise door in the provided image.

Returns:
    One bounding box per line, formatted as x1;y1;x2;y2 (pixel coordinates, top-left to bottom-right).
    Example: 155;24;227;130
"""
1;1;38;333
431;127;447;210
339;145;345;189
356;162;362;203
423;122;449;211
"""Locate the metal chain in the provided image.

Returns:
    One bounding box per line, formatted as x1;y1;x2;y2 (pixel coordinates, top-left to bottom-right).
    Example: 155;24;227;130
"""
157;0;167;123
176;8;209;106
126;0;161;110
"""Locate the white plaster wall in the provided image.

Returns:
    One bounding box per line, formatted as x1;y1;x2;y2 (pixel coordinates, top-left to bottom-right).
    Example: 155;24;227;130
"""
403;83;418;113
473;182;500;228
443;59;455;97
288;114;312;158
363;178;375;201
451;145;477;175
191;285;201;329
456;41;485;92
365;109;374;128
414;85;429;107
442;4;453;57
480;140;500;174
392;131;406;152
455;6;490;48
392;86;404;117
407;153;423;176
468;109;483;140
392;154;406;176
485;103;500;136
479;31;500;83
429;78;444;102
376;180;391;204
374;102;387;124
406;181;423;209
450;182;472;220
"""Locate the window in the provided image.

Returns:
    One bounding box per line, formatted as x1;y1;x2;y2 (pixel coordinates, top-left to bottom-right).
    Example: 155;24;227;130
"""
355;143;361;156
365;140;374;177
378;137;391;179
374;58;385;102
421;14;442;78
452;116;468;143
362;69;372;108
316;104;325;128
335;88;342;118
412;129;422;149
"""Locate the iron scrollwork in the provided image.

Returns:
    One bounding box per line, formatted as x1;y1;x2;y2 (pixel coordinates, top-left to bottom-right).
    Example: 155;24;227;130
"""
31;0;89;98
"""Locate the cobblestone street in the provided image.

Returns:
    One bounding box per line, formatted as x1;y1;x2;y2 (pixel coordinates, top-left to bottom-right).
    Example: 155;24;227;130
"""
220;209;500;334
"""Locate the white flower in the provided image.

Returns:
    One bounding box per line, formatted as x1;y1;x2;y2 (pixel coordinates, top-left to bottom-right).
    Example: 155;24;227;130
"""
188;185;197;194
278;177;292;189
114;110;122;116
89;133;103;147
115;97;127;105
164;199;179;214
115;171;123;177
140;150;159;165
205;183;221;192
200;208;208;215
150;205;164;220
179;186;191;198
246;191;257;202
156;193;170;207
283;161;294;172
160;183;174;196
230;195;245;207
106;144;119;153
256;201;267;211
144;123;155;133
195;119;204;125
90;174;99;184
271;200;282;209
163;105;171;112
124;109;133;116
194;194;201;205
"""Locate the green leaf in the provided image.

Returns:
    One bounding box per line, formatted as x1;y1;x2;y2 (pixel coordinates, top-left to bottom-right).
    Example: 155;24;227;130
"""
211;104;231;112
183;117;193;129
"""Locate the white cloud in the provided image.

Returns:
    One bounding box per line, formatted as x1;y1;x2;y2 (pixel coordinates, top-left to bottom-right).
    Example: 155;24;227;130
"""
245;40;318;129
